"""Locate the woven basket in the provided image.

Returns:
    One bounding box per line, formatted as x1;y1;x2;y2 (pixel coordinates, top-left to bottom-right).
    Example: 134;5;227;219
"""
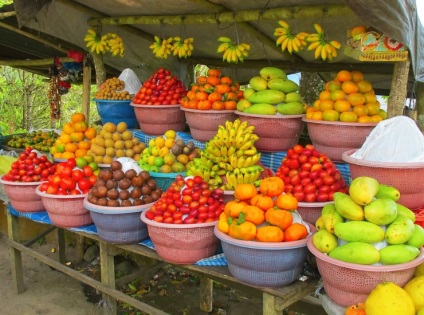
140;211;219;264
214;224;315;287
0;176;45;212
36;186;92;228
307;237;424;307
303;118;377;163
149;172;185;191
342;149;424;210
236;111;304;152
181;108;237;142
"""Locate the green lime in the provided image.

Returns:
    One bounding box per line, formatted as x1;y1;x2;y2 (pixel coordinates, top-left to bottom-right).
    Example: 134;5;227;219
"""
76;157;88;168
88;161;99;171
154;157;164;167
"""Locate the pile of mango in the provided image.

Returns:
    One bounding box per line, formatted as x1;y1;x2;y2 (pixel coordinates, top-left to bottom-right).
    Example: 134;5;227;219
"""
7;130;59;152
313;176;424;265
236;67;305;115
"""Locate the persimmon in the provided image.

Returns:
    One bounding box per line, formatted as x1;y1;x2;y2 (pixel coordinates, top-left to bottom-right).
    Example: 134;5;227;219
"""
186;90;196;100
225;92;238;101
256;226;284;242
224;100;236;110
187;99;198;109
195;91;209;101
224;200;249;218
336;70;353;82
234;183;258;201
207;68;221;77
208;92;222;103
275;193;298;210
345;303;366;315
71;113;86;123
284;223;308;241
211;101;224;110
220;76;232;85
206;76;220;86
250;194;274;211
196;76;207;84
259;177;284;197
197;100;212;110
265;208;293;231
181;96;190;107
215;84;231;94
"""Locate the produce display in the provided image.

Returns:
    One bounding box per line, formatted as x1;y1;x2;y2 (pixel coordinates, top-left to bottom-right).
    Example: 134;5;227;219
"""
236;67;305;115
1;148;56;183
50;113;97;160
86;160;162;207
306;70;387;123
186;119;264;190
87;121;145;165
181;68;243;110
275;144;348;202
138;129;200;173
131;68;187;105
38;157;99;195
217;178;310;242
94;77;131;100
6;130;59;152
144;174;225;224
312;176;424;265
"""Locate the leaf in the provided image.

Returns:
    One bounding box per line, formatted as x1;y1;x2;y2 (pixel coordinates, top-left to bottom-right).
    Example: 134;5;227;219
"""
128;283;137;291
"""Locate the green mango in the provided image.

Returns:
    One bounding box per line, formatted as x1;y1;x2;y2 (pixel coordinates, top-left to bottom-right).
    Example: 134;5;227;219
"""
349;176;380;205
276;102;305;115
247;90;285;104
259;67;287;81
243;88;256;99
249;76;268;91
236;99;252;112
396;203;416;222
243;103;277;115
379;244;420;265
375;184;400;201
329;242;380;265
333;192;365;221
385;215;415;244
364;198;398;225
321;203;344;233
284;91;302;103
334;221;385;243
313;229;338;254
267;79;299;93
406;224;424;248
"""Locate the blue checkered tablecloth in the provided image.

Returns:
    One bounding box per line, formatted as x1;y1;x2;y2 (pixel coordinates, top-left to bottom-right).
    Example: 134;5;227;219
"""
6;205;227;266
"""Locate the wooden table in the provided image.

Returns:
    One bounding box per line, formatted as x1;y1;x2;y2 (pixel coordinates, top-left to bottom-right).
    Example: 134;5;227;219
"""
5;208;319;315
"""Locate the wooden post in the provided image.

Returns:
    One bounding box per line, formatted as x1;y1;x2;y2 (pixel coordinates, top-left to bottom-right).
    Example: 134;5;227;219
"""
7;210;24;294
92;53;106;87
387;60;411;118
199;277;213;312
263;293;283;315
416;82;424;131
57;228;66;264
82;57;91;122
99;240;117;315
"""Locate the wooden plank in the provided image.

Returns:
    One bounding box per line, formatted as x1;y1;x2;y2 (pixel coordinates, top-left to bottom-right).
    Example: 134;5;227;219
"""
199;277;213;312
7;239;169;315
6;210;24;294
387;60;411;118
0;57;76;67
416;82;424;130
100;240;117;315
57;228;66;264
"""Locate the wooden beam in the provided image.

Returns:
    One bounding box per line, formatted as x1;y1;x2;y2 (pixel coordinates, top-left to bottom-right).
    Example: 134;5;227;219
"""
88;4;353;26
0;11;16;19
0;57;76;67
416;82;424;131
387;60;411;118
82;58;91;122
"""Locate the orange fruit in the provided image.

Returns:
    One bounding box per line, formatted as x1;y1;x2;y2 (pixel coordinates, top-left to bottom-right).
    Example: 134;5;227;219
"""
53;152;63;159
347;93;366;106
275;193;298;211
71;113;86;123
340;111;358;122
62;151;75;159
342;81;359;94
350;70;364;83
78;140;91;150
334;100;351;113
75;148;88;158
284;223;308;242
370;115;383;122
322;109;340;121
311;111;323;120
327;80;342;92
73;121;88;133
319;99;334;111
305;107;315;119
336;70;353;82
70;132;84;143
357;80;372;93
319;90;332;101
350;25;368;37
330;90;346;101
364;92;377;103
62;122;74;135
357;116;373;123
365;102;381;115
312;99;321;110
352;105;369;117
58;133;71;144
84;127;97;140
65;143;79;153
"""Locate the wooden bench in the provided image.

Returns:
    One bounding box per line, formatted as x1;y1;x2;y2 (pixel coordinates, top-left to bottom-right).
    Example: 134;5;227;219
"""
6;209;319;315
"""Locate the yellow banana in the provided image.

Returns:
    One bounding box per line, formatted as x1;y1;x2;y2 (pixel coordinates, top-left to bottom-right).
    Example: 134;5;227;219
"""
274;27;288;36
251;153;261;165
306;34;321;42
278;20;290;29
217;42;230;53
237;156;246;169
276;34;288;45
243;172;251;184
314;44;323;59
321;44;328;60
314;24;324;34
218;36;232;43
237;173;244;185
296;32;310;40
87;29;96;36
281;37;290;52
307;41;321;51
293;37;302;51
220;146;228;157
243;156;253;168
330;40;341;49
243;147;257;156
230;155;238;169
287;39;293;54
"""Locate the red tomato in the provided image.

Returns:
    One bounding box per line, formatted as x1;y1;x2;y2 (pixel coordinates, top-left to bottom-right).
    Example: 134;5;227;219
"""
61;177;76;191
88;174;97;187
304;184;317;194
293;191;305;202
316;193;329;202
39;182;49;192
77;178;91;191
293;144;304;154
82;166;93;177
304;192;317;202
69;189;81;195
71;169;84;182
163;217;174;224
323;176;335;186
61;166;73;178
66;158;76;168
46;184;59;194
298;154;308;164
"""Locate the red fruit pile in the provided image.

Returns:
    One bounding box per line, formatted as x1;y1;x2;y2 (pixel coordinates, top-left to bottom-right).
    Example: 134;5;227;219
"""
39;158;97;195
2;148;56;183
275;144;348;202
132;68;187;105
145;175;225;224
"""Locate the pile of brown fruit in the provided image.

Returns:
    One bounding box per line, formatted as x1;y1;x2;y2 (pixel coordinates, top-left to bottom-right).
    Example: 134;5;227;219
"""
94;77;131;100
87;160;162;207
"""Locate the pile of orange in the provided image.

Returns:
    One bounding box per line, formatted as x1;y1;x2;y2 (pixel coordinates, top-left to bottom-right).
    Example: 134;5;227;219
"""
306;70;387;123
50;113;97;159
180;68;243;110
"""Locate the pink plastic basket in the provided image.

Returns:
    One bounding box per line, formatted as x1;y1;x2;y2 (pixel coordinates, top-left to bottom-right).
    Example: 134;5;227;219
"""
140;211;219;264
303;118;377;163
36;186;92;228
181;107;237;142
236;111;304;152
297;201;330;225
414;209;424;228
342;149;424;210
307;237;424;307
0;176;45;212
131;103;186;135
214;224;315;287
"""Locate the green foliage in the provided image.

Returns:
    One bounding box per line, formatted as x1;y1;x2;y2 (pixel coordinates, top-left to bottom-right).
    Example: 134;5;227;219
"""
0;0;13;7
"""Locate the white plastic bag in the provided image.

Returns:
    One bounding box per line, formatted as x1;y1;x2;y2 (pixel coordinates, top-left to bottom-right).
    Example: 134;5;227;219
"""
351;116;424;162
118;68;142;95
116;157;142;174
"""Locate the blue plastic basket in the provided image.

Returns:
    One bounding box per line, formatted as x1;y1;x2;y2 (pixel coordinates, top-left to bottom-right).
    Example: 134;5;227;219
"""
94;99;139;129
149;172;186;191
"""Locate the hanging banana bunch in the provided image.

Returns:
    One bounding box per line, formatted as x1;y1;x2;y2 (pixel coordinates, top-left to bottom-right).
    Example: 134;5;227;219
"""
171;37;194;59
217;37;250;63
83;29;125;57
274;20;309;54
306;24;342;61
149;36;173;59
107;33;125;57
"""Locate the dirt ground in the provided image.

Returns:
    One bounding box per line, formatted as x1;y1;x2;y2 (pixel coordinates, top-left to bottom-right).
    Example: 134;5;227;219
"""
0;232;327;315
